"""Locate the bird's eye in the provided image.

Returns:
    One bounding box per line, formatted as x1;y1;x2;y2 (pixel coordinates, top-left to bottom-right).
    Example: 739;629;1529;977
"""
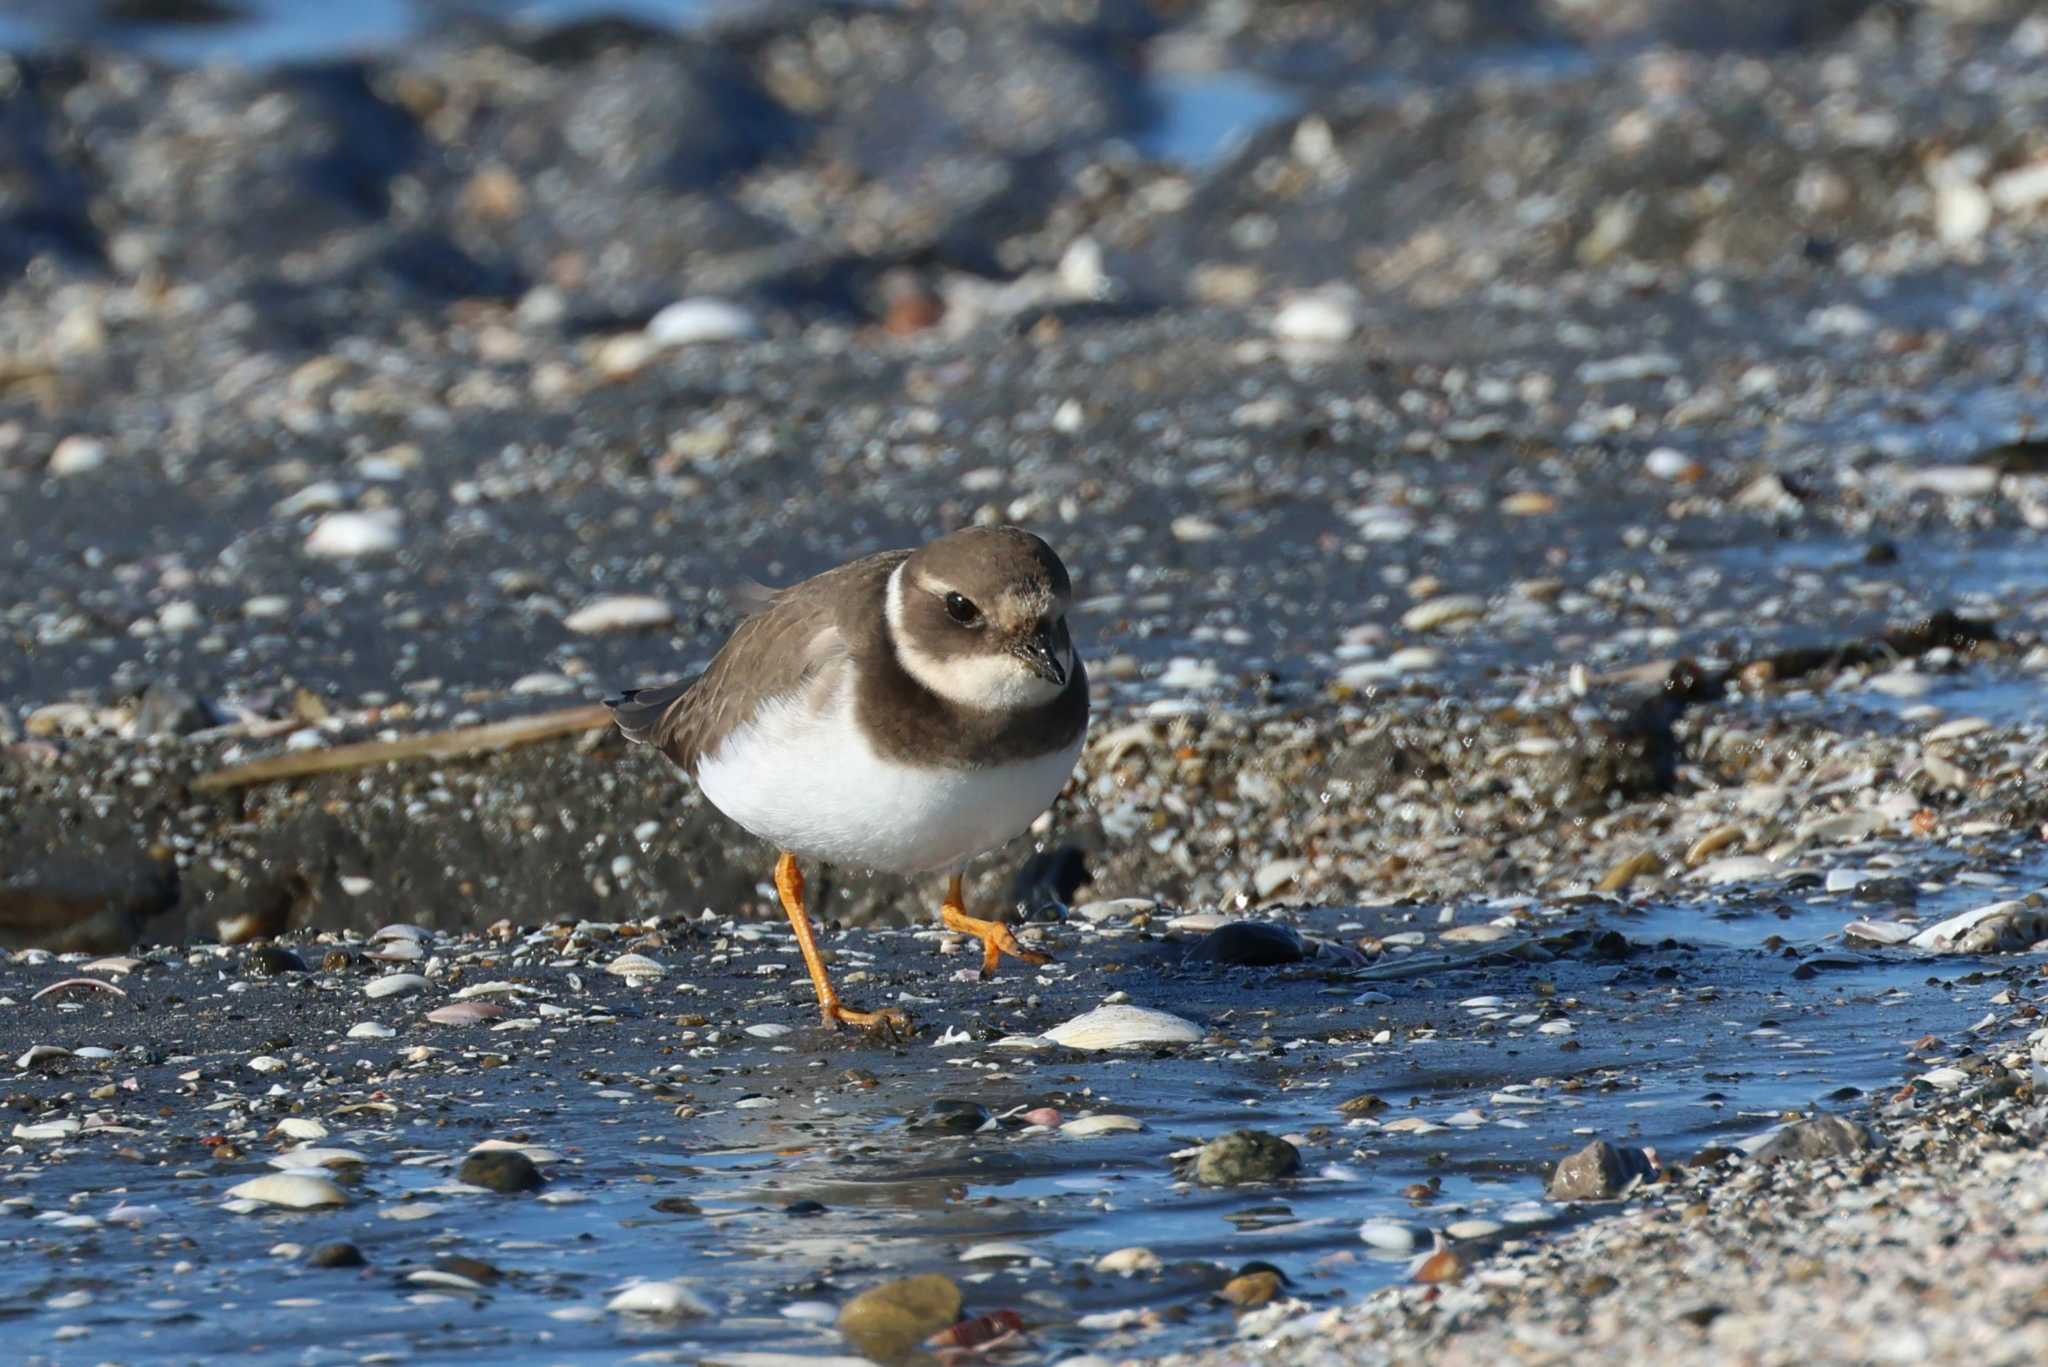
943;592;982;626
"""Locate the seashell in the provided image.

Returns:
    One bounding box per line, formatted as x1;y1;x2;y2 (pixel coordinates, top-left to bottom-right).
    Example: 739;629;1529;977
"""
1043;1004;1202;1052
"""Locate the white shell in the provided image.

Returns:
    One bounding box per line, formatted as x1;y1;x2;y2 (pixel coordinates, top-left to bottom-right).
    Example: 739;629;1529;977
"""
364;974;429;999
564;595;674;635
226;1174;350;1210
606;1280;711;1317
1043;1004;1202;1052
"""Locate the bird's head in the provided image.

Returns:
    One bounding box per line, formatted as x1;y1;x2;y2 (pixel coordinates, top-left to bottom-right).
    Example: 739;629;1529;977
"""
887;526;1078;712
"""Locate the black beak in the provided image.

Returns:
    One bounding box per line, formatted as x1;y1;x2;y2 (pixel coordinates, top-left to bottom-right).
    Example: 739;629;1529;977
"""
1019;621;1067;686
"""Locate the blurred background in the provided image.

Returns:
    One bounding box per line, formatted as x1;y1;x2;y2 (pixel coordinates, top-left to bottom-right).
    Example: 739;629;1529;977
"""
2;0;2046;940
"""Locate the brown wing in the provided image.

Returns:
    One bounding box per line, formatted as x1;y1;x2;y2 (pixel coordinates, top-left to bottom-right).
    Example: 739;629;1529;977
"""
607;549;907;775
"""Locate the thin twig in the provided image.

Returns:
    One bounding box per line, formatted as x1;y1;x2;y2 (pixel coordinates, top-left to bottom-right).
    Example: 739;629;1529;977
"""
190;703;614;794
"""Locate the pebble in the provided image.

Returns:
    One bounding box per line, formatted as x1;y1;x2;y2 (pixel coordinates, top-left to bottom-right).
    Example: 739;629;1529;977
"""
1061;1114;1145;1138
1192;920;1306;966
1400;594;1486;632
1359;1220;1425;1252
1194;1129;1301;1186
1096;1247;1162;1275
564;596;675;635
1752;1115;1875;1164
226;1174;350;1210
307;1242;365;1268
304;511;403;558
47;435;109;476
1271;286;1360;344
606;1280;712;1317
1044;1003;1203;1051
911;1099;994;1135
644;297;761;347
275;1118;329;1140
458;1150;545;1193
270;1147;368;1170
837;1275;962;1361
1547;1139;1657;1200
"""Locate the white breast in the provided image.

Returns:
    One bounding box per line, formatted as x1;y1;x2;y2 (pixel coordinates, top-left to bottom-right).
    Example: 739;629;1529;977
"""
694;673;1083;876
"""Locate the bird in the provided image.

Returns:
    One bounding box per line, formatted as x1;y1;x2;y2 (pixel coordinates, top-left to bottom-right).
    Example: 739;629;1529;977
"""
607;526;1089;1033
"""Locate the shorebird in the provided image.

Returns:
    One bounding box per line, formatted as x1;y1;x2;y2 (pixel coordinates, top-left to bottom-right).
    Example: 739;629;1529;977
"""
609;527;1088;1032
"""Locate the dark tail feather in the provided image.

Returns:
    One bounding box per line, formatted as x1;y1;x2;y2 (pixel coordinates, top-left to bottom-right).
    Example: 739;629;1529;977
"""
605;680;690;746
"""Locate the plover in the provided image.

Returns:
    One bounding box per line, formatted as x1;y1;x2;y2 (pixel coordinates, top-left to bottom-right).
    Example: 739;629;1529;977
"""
609;527;1088;1031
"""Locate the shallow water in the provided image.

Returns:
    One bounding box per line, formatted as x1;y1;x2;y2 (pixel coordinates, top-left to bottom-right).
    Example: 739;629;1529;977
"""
5;852;2039;1364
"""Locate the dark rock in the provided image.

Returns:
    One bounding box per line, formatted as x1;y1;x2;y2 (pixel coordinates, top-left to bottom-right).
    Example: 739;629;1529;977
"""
133;682;214;737
1192;921;1307;967
1751;1115;1876;1165
436;1255;502;1285
247;946;307;976
1546;1139;1657;1200
457;1150;545;1193
652;1197;700;1216
1194;1129;1300;1186
910;1099;994;1135
307;1242;365;1268
783;1199;827;1217
1011;844;1091;923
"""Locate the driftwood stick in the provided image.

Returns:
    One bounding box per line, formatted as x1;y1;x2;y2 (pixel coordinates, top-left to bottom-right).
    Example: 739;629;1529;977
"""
191;703;614;794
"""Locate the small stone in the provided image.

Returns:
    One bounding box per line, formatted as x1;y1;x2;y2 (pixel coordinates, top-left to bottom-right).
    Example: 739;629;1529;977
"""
645;297;761;347
1095;1247;1161;1276
1191;921;1306;967
227;1174;350;1210
1044;1004;1203;1051
248;947;307;976
1358;1220;1424;1252
458;1150;545;1193
307;1242;366;1268
1414;1247;1465;1284
564;597;675;635
1400;594;1486;633
1271;286;1360;344
1060;1114;1144;1138
304;511;403;558
1220;1270;1283;1308
1546;1140;1656;1200
1752;1116;1875;1165
1194;1130;1301;1186
607;1280;712;1317
837;1275;962;1361
911;1100;994;1135
47;435;109;476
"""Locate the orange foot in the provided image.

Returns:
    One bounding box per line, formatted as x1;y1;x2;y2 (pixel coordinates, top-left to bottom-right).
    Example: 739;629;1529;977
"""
824;1002;914;1038
941;875;1054;980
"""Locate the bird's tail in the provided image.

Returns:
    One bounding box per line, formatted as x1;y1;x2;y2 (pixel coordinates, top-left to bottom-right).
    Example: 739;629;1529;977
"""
604;680;690;746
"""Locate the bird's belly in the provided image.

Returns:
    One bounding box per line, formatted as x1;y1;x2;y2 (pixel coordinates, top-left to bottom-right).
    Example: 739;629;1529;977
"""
695;698;1082;875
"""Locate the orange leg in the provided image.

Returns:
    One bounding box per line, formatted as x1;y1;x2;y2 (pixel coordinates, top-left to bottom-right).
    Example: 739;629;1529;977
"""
939;873;1053;981
774;853;910;1035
